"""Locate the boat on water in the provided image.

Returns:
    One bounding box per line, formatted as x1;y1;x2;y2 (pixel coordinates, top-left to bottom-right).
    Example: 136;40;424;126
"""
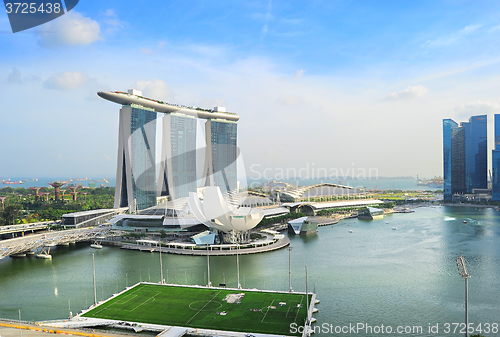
392;227;397;230
348;230;353;233
358;207;385;220
287;217;318;235
36;253;52;259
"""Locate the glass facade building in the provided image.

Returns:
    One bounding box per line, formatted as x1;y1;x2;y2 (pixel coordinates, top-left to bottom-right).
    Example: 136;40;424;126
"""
443;115;487;201
202;119;238;194
105;89;240;211
492;114;500;201
158;113;198;200
463;115;487;193
443;119;458;201
115;105;157;211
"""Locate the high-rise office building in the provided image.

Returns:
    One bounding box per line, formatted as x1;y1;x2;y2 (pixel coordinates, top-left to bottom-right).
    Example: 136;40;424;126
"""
492;114;500;201
202;119;238;194
443;115;487;201
98;89;240;212
443;119;458;201
157;113;197;200
114;104;157;211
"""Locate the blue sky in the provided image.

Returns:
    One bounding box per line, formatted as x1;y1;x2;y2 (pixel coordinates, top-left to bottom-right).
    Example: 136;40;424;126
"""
2;0;500;181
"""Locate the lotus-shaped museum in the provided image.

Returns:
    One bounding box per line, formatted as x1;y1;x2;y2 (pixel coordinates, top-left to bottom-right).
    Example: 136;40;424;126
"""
188;186;264;234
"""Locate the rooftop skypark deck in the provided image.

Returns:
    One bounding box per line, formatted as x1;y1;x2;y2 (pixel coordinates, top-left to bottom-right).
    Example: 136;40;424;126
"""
97;90;239;121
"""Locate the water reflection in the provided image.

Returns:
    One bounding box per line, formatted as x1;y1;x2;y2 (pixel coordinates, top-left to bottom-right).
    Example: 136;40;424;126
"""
0;206;500;337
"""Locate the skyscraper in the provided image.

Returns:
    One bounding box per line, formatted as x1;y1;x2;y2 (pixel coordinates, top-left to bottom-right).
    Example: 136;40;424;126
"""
492;114;500;201
157;113;198;200
443;119;458;201
202;118;238;194
443;115;487;201
98;89;240;212
114;104;157;211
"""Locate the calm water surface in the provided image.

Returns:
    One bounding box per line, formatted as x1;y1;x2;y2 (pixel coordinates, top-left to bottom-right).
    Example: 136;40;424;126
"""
1;206;499;336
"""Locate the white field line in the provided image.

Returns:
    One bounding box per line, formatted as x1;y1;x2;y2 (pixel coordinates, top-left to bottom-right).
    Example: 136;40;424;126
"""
129;292;161;312
260;299;275;323
185;291;221;325
293;295;304;323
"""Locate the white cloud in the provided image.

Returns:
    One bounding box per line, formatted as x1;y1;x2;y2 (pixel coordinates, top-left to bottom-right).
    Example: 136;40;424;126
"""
423;24;481;48
7;68;22;84
454;100;500;120
102;8;126;35
385;85;429;100
293;69;305;79
461;24;481;33
133;79;174;101
6;68;40;84
37;11;103;47
44;71;88;90
261;0;273;39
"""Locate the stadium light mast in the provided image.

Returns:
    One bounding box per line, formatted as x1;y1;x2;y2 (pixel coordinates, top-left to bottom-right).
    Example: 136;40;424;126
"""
159;241;164;284
237;244;241;289
305;265;310;334
455;255;471;337
288;246;293;292
207;244;211;287
92;253;97;306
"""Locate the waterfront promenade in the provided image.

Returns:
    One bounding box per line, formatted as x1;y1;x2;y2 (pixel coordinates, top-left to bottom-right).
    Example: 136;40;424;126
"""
0;321;129;337
120;233;290;256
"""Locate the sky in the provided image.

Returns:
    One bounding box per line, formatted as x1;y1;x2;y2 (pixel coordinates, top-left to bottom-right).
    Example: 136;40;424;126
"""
2;0;500;182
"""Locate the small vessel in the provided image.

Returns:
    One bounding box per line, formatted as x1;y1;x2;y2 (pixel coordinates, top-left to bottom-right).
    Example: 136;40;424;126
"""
348;230;353;233
392;227;397;230
385;221;389;224
463;221;467;224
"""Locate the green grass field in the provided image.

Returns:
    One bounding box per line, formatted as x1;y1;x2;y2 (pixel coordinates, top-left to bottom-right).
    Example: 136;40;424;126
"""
82;283;311;336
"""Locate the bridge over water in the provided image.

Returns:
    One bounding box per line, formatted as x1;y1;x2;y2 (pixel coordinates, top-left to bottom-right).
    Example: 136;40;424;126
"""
0;227;123;259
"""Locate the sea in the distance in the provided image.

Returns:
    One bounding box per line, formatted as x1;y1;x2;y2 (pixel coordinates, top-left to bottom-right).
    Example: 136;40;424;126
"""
1;176;440;191
1;206;499;336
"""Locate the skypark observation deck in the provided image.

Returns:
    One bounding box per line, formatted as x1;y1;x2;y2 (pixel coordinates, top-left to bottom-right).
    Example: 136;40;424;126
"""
97;91;239;122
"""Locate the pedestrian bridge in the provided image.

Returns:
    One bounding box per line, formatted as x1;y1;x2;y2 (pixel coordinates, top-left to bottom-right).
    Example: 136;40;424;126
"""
0;227;122;259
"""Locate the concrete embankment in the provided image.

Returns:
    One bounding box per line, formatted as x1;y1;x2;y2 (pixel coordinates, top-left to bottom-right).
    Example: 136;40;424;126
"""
119;235;290;256
0;321;129;337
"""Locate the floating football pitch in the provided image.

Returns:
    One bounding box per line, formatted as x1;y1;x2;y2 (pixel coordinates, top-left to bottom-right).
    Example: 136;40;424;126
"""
82;283;311;336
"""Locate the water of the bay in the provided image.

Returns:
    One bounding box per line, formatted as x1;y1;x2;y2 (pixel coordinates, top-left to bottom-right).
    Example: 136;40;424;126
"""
1;206;499;336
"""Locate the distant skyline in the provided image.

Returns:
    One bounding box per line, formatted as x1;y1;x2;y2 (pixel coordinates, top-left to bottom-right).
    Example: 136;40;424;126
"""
2;1;500;180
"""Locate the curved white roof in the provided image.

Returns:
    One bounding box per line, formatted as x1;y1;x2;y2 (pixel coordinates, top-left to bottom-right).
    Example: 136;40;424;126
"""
98;91;239;122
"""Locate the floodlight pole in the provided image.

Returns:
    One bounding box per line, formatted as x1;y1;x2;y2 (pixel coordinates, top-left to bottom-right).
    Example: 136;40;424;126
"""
455;256;470;337
207;244;211;287
305;265;309;331
288;246;293;292
465;277;468;337
92;253;97;306
237;244;241;289
159;241;164;284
